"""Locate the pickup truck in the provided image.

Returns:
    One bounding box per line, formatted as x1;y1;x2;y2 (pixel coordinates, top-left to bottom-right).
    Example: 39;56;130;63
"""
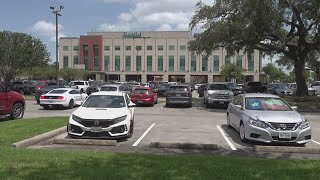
69;81;89;93
243;81;267;93
0;82;25;119
10;80;37;94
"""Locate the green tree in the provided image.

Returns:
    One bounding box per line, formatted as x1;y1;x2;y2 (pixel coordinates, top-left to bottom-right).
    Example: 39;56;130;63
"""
0;31;50;83
262;63;288;82
24;65;56;80
220;64;245;82
189;0;320;96
59;68;88;81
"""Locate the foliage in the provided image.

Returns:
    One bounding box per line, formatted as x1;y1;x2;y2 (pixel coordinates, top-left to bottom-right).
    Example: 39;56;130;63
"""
220;64;246;81
189;0;320;96
24;65;56;80
59;68;89;81
0;31;50;83
262;63;288;82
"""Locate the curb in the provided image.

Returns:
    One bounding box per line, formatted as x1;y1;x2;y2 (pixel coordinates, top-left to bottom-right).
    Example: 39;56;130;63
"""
149;142;218;150
53;138;117;146
12;126;66;148
253;145;320;154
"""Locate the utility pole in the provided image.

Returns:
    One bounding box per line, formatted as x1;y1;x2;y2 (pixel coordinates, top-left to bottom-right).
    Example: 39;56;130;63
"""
50;5;64;80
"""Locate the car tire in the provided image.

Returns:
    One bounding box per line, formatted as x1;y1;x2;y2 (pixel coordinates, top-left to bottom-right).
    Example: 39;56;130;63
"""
187;103;192;108
127;121;134;138
9;103;24;120
166;103;170;108
68;99;74;109
205;101;210;108
227;114;232;128
36;100;40;104
43;105;50;110
239;122;248;143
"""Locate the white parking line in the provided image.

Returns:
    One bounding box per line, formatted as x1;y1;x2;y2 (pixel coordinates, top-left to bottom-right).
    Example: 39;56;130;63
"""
311;139;320;145
217;125;237;151
132;123;156;147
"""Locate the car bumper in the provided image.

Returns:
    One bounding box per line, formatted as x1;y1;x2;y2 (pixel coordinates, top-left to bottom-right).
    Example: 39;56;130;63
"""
40;100;69;107
131;98;153;104
245;124;311;144
207;97;232;105
166;97;192;104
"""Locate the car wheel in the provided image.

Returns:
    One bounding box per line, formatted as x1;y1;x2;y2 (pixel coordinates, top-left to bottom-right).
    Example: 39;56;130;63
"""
43;105;50;110
187;103;192;108
227;114;232;128
239;122;248;143
127;121;134;138
68;99;74;109
36;100;40;104
9;103;24;120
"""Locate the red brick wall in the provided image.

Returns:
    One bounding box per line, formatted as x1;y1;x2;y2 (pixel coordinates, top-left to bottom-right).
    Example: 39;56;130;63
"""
79;35;103;71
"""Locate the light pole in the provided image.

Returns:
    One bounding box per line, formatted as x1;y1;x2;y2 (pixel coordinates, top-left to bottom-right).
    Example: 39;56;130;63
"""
50;5;64;80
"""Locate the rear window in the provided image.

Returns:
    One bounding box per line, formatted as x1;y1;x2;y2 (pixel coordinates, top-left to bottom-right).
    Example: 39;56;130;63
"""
247;82;262;86
169;86;189;91
134;89;149;94
74;82;85;85
49;90;67;94
100;86;117;91
208;84;229;90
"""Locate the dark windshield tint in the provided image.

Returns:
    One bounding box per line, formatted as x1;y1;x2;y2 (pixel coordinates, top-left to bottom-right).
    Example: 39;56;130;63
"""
169;86;188;91
74;82;85;85
134;89;149;94
245;97;291;111
100;86;117;91
49;90;67;94
82;95;125;108
208;84;229;90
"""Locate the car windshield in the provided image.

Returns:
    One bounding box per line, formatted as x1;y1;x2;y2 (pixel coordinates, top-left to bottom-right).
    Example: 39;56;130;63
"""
169;86;188;91
82;95;125;108
49;90;67;94
245;97;291;111
100;86;117;91
227;83;237;88
74;82;85;85
208;84;229;90
134;89;149;94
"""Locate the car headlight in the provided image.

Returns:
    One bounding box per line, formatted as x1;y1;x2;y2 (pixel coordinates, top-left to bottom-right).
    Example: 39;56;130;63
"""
112;115;127;124
299;119;310;130
72;114;83;123
248;117;268;128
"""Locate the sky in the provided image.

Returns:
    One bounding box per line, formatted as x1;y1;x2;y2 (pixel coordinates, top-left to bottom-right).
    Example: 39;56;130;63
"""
0;0;271;66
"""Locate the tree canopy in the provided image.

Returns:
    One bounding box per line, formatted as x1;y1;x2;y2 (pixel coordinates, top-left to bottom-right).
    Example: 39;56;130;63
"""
220;64;245;82
262;63;288;83
59;68;89;82
0;31;50;83
189;0;320;96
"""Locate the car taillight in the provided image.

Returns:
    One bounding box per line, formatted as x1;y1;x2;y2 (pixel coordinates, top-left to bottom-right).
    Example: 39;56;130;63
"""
57;96;64;100
40;96;45;99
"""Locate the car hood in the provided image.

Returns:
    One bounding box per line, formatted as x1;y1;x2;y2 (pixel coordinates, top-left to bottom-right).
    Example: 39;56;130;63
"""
73;106;129;119
208;90;233;94
245;110;303;123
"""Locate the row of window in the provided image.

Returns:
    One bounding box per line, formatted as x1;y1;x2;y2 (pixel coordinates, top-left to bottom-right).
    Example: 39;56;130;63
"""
62;45;187;51
63;55;255;72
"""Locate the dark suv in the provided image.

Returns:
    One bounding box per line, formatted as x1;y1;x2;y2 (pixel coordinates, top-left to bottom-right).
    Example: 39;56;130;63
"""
165;85;192;107
0;82;25;119
244;81;267;93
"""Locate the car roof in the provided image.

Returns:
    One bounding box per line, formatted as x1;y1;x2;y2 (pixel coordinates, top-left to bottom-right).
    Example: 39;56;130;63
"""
91;91;125;96
50;88;74;91
242;93;280;98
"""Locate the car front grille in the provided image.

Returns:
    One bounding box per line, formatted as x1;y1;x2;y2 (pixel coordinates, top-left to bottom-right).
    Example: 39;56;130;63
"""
272;136;297;141
83;131;111;137
79;119;113;128
269;122;298;131
213;94;230;99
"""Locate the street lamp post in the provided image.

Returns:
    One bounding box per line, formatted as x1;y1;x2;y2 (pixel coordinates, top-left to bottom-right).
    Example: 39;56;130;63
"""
50;5;64;80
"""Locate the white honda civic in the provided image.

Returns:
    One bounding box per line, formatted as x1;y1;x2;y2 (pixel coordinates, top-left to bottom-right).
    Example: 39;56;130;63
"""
67;91;136;139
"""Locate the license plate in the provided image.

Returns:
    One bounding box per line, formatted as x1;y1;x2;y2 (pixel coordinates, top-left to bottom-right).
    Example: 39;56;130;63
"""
45;100;54;103
176;94;181;96
138;101;143;103
90;127;102;132
279;132;291;139
219;101;224;104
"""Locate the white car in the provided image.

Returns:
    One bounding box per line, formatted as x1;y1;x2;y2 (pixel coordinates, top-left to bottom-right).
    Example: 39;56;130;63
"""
67;91;135;139
70;81;89;93
40;88;88;110
311;81;320;95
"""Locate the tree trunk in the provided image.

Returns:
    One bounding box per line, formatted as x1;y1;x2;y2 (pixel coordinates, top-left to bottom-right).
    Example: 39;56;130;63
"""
315;68;320;81
295;58;309;96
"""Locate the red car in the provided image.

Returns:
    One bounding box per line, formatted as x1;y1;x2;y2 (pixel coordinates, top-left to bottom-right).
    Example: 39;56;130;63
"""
130;87;158;106
0;82;25;119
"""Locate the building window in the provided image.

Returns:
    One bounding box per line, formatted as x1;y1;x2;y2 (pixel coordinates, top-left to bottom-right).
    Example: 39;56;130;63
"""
158;55;163;71
125;56;131;71
147;56;152;72
136;46;142;51
94;57;99;71
191;55;196;72
115;46;121;51
63;46;69;51
157;45;163;51
147;46;152;50
248;54;254;72
104;56;110;72
63;56;68;68
169;55;174;72
125;46;131;51
73;56;79;65
136;56;141;71
202;55;208;71
83;45;88;52
213;55;219;71
225;55;231;65
179;55;185;72
84;56;88;70
115;56;120;71
73;46;79;51
237;55;242;67
169;45;174;51
104;46;110;51
180;45;186;51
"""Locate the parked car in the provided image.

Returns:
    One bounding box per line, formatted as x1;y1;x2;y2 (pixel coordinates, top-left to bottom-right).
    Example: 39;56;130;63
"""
288;83;316;95
10;80;37;94
67;91;135;139
166;85;192;107
131;87;158;106
33;81;48;91
227;93;311;145
311;81;320;95
0;82;25;119
100;84;131;95
157;83;171;97
198;84;207;97
243;81;267;93
204;83;234;108
267;83;293;96
35;85;64;104
39;88;87;110
70;81;89;93
226;82;243;96
194;84;202;90
86;81;108;95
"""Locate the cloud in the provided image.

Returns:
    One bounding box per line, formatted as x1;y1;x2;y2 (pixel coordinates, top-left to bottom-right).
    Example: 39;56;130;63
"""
30;20;65;42
156;24;173;31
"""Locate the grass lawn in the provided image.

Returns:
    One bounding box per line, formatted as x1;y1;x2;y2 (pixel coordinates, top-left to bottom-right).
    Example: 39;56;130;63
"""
284;95;320;110
1;117;320;179
24;94;35;100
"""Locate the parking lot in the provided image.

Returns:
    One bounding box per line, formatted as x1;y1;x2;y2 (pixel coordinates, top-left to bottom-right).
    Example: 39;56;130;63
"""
23;96;320;157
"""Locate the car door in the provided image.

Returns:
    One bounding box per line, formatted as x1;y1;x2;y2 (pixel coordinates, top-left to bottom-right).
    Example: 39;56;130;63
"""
125;94;134;120
0;85;8;114
228;96;239;127
233;95;244;131
69;90;80;103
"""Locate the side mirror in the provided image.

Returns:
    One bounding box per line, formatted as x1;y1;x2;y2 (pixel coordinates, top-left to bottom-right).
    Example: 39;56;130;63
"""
128;102;136;108
234;105;243;110
291;106;298;111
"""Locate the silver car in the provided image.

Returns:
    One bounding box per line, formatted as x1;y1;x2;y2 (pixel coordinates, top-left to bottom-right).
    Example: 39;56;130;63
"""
227;93;311;145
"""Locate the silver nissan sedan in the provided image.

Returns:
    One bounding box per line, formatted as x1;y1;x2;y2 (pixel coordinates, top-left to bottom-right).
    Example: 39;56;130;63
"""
227;93;311;145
